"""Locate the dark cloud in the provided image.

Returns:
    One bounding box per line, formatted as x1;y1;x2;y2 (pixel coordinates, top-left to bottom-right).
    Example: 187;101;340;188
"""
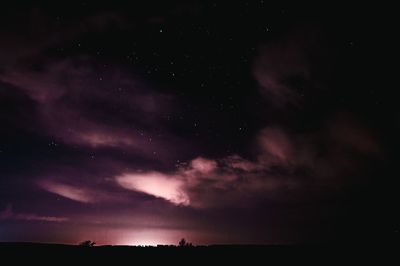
252;29;315;106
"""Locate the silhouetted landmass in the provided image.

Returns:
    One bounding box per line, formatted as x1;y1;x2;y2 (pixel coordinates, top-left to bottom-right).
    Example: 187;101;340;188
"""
79;240;96;247
0;242;398;264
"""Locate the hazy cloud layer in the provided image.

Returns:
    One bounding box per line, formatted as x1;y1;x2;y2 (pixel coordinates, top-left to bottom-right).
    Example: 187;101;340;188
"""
0;204;68;222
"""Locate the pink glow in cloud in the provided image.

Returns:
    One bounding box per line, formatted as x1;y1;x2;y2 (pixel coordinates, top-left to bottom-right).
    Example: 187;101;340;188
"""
257;127;293;163
190;157;217;173
114;118;381;209
115;155;279;208
39;180;96;203
222;155;260;172
222;154;259;172
115;172;190;206
63;127;138;148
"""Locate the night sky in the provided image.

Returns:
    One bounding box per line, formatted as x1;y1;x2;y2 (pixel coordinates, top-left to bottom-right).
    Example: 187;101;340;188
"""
0;2;397;245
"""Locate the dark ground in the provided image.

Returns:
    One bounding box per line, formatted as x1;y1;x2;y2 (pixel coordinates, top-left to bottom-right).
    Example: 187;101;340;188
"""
0;242;398;264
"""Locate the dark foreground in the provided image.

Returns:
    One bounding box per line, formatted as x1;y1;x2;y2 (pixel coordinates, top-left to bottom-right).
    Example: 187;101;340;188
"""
0;243;397;264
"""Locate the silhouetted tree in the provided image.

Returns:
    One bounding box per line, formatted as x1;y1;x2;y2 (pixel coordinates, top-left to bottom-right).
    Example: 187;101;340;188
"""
178;238;193;247
79;240;96;247
179;238;186;247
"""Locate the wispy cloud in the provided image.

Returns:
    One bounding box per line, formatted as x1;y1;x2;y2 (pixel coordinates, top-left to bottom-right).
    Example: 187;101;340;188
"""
0;58;175;156
252;28;318;107
0;204;68;222
39;180;96;203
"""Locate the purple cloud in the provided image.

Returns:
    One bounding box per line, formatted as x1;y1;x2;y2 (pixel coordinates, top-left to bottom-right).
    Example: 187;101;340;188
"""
0;58;186;161
0;204;68;222
113;115;381;208
115;172;190;206
39;180;97;203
